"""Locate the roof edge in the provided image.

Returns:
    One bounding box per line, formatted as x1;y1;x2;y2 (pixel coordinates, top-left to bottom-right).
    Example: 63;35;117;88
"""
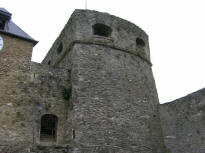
0;30;38;46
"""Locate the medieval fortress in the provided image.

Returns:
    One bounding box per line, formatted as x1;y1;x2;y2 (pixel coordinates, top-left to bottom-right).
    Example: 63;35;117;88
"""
0;8;204;153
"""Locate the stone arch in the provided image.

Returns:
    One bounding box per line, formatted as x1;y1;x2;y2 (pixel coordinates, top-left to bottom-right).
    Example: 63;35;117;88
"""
40;114;58;142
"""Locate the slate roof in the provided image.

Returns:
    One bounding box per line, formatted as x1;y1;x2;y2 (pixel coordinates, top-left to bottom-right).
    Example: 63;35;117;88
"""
0;8;11;14
0;8;38;46
0;8;11;19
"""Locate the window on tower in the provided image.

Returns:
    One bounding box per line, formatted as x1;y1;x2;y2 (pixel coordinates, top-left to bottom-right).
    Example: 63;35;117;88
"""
136;38;145;47
57;42;63;54
92;23;112;37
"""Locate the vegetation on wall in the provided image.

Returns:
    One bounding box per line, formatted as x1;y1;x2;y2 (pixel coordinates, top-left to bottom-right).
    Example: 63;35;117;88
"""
165;146;171;153
62;84;72;100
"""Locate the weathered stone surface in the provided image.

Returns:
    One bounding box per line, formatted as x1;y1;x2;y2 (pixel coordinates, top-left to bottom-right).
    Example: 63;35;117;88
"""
42;9;164;153
160;88;205;153
0;33;34;149
42;10;151;67
0;33;70;151
1;9;205;153
30;62;71;145
68;43;164;153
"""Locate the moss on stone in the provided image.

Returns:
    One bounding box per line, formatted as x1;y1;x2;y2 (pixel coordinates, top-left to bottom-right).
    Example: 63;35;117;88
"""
62;84;72;100
165;146;171;153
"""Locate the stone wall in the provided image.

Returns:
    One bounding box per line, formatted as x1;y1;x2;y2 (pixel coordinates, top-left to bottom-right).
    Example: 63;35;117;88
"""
42;9;151;67
0;32;71;151
41;9;165;153
30;62;71;146
68;43;164;153
0;33;34;150
0;33;33;78
160;88;205;153
5;9;205;153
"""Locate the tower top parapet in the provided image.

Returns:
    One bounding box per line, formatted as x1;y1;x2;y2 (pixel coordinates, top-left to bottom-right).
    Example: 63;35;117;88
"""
43;9;151;66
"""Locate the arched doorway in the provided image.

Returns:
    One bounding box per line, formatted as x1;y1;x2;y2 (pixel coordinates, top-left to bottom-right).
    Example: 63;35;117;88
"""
40;114;58;142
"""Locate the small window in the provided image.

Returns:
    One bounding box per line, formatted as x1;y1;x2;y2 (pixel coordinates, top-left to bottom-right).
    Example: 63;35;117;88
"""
57;43;63;54
40;114;58;142
72;129;75;139
92;23;112;37
136;38;145;47
48;60;51;65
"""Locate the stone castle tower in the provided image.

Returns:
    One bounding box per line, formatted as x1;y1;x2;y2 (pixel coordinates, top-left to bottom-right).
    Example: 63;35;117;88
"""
0;8;205;153
42;9;164;153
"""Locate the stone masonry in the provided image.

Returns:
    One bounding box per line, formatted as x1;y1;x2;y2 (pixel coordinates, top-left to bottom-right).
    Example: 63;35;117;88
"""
0;9;205;153
160;88;205;153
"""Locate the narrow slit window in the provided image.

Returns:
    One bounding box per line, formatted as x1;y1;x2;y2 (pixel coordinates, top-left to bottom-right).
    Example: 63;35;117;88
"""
40;114;58;142
72;129;75;139
92;23;112;37
57;43;63;54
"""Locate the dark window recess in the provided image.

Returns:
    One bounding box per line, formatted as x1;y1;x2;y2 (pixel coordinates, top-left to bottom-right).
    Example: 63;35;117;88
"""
136;38;145;47
72;129;75;139
57;43;63;54
48;60;51;65
92;23;112;37
40;114;58;142
0;20;5;30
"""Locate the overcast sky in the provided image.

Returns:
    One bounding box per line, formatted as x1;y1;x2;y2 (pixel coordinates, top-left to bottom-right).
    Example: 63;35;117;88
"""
1;0;205;103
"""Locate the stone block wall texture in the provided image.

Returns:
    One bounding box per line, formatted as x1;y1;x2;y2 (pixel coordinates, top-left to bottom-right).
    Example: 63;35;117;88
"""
0;32;70;152
42;9;151;67
1;9;205;153
69;44;164;153
30;62;71;146
0;33;34;150
160;88;205;153
43;9;165;153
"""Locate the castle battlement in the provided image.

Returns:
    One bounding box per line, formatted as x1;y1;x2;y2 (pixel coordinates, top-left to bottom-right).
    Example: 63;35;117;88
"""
43;10;151;67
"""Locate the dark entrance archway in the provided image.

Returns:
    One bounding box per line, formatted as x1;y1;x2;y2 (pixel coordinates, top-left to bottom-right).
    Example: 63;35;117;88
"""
40;114;58;142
